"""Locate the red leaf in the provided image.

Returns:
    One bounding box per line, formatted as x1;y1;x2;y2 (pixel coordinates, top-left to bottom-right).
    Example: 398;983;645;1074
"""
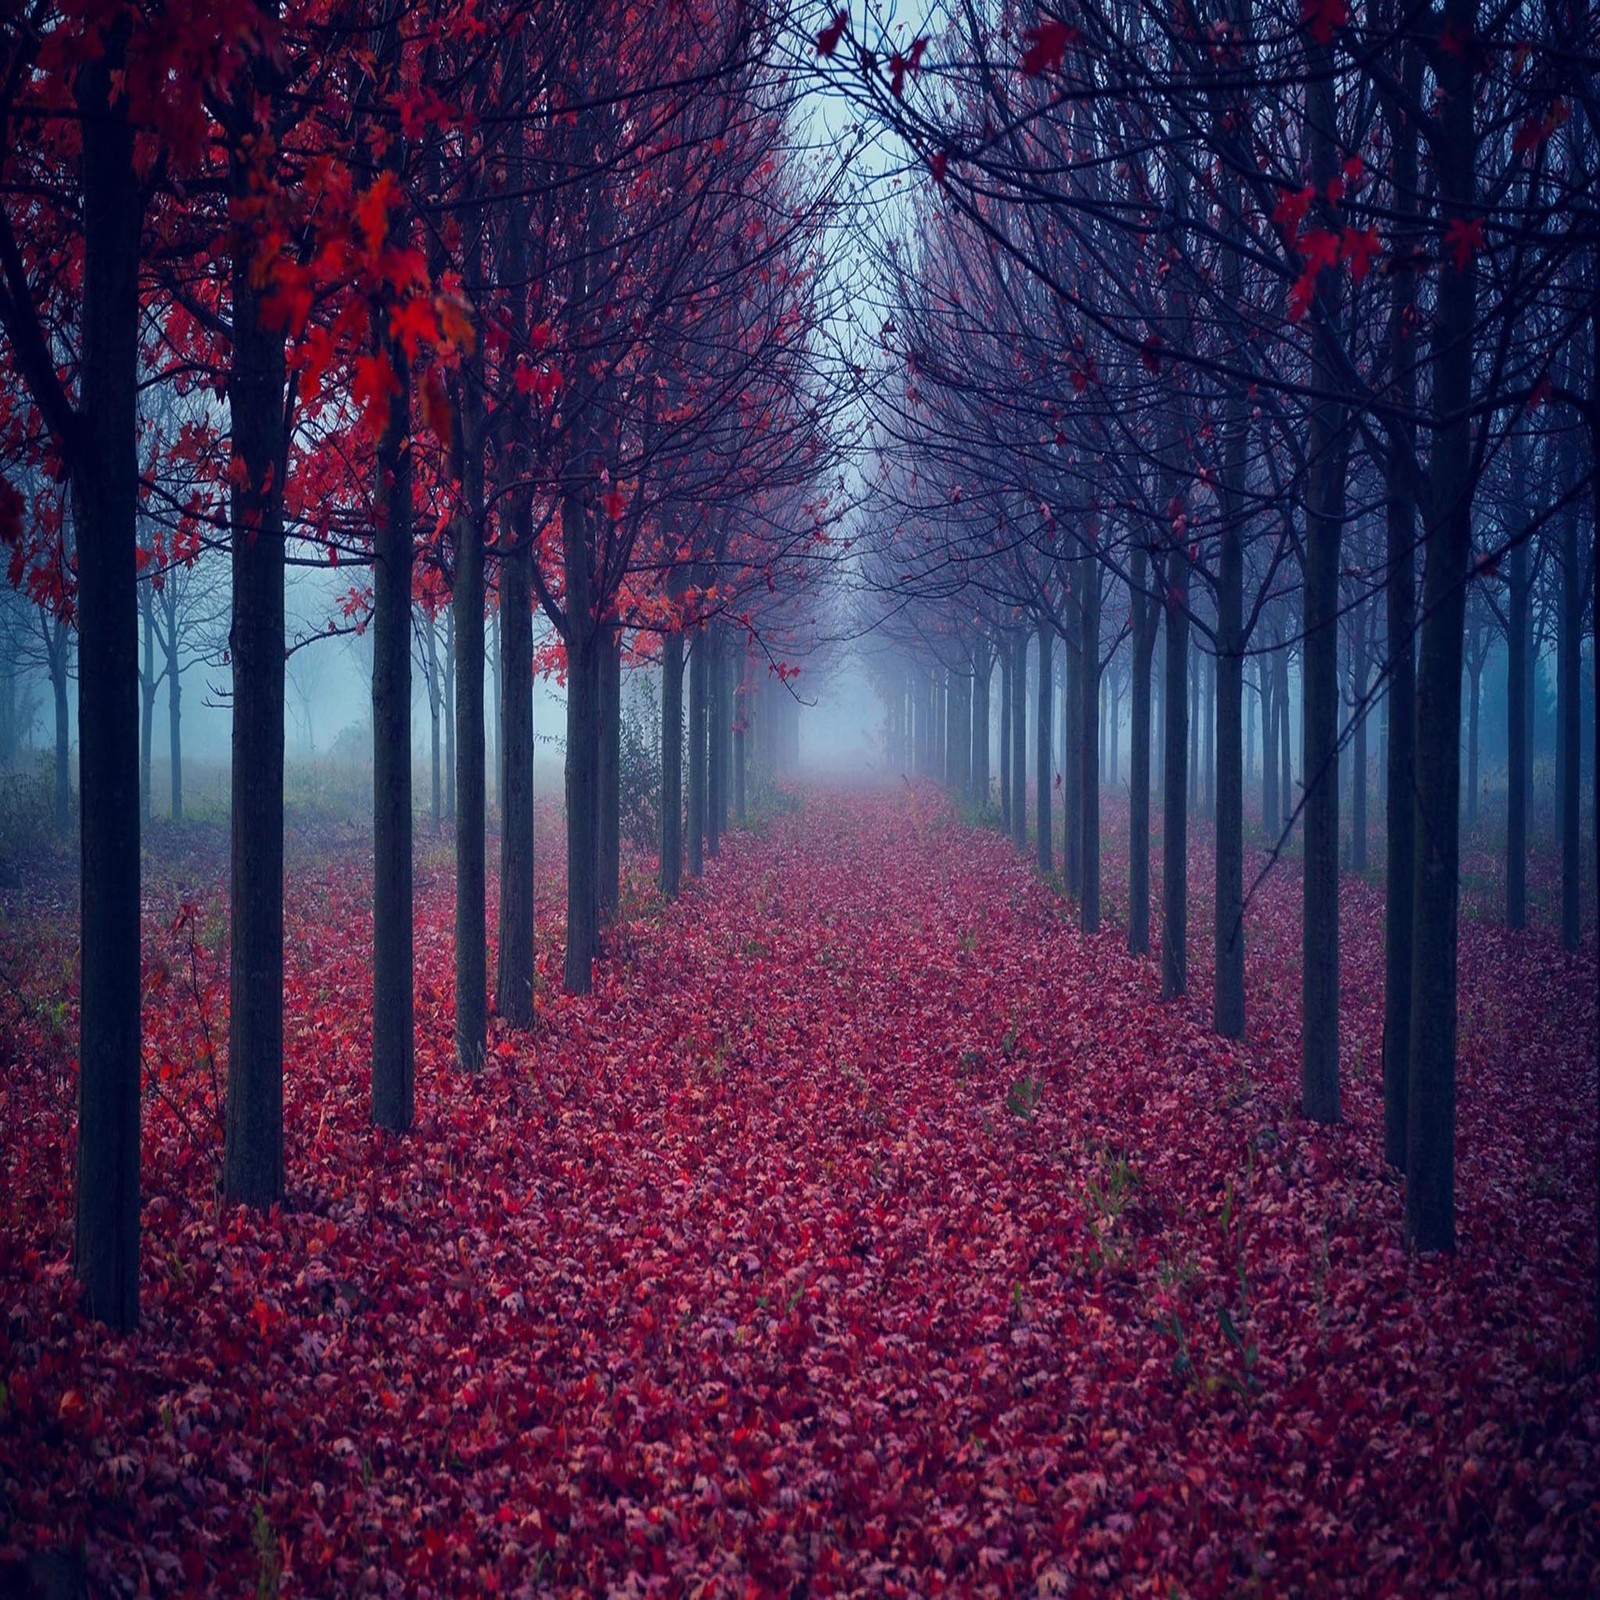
1300;0;1348;44
816;9;848;56
1341;225;1382;283
1020;17;1078;76
1443;215;1484;271
352;351;400;440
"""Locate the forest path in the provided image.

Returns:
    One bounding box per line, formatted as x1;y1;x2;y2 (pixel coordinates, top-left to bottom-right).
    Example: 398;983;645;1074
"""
3;783;1595;1597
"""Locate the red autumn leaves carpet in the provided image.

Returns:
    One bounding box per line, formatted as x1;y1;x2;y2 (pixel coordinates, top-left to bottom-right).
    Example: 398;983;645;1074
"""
1;785;1596;1597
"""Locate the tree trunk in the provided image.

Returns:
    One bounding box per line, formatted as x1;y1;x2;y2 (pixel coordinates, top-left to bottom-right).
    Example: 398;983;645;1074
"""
1162;542;1189;999
1300;32;1347;1126
496;499;534;1024
1506;535;1529;928
481;604;492;824
660;615;685;898
1382;12;1421;1171
50;623;70;833
1559;487;1581;951
164;589;181;822
371;331;414;1130
1010;630;1027;850
561;474;600;992
445;604;457;824
598;623;621;923
1404;0;1475;1252
972;642;991;808
223;120;289;1203
1351;608;1369;873
1129;548;1155;956
734;646;748;824
999;644;1012;832
425;611;442;832
1079;563;1101;935
1262;640;1277;832
1467;654;1482;832
1036;616;1052;875
707;625;724;859
454;455;488;1065
72;36;143;1329
688;627;706;878
139;585;154;823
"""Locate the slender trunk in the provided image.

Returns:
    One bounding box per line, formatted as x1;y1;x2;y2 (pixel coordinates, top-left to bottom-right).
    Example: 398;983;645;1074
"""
484;605;496;822
999;645;1012;833
72;36;143;1329
734;647;748;824
1064;634;1081;897
1162;542;1189;999
1351;609;1369;873
425;611;441;832
1129;549;1155;956
1188;648;1200;814
1262;641;1278;831
444;604;457;824
1215;460;1246;1040
495;511;533;1025
707;625;724;859
972;644;991;807
51;626;69;832
165;595;181;822
1278;647;1293;832
1011;629;1027;849
688;627;706;878
1467;656;1482;831
139;586;154;822
598;623;621;923
371;328;414;1130
223;106;290;1201
1300;30;1347;1125
1080;565;1101;935
1036;616;1052;875
1506;536;1529;928
660;610;685;898
1559;488;1581;951
1405;0;1475;1251
562;479;600;993
453;406;488;1064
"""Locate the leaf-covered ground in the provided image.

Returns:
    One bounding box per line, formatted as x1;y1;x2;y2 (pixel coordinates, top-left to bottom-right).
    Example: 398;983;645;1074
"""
1;786;1596;1597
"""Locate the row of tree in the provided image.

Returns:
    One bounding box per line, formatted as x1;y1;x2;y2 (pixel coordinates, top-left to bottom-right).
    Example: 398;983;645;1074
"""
827;0;1598;1260
0;0;843;1330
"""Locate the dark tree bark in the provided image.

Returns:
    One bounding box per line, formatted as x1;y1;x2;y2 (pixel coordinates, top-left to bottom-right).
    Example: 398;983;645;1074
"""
1162;542;1189;999
1012;628;1028;851
598;623;621;923
139;584;154;822
371;330;414;1130
1214;409;1247;1039
48;619;69;832
1129;548;1155;956
424;612;442;832
1079;562;1101;935
1262;635;1278;832
562;484;601;993
971;640;991;807
1404;0;1476;1252
71;36;144;1329
687;626;707;878
1300;30;1348;1126
223;106;289;1205
1558;485;1581;951
999;641;1012;833
453;424;488;1060
1350;605;1369;874
659;615;685;898
499;499;537;1024
445;604;457;824
1035;615;1052;875
1506;532;1530;929
707;624;724;859
164;587;181;821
